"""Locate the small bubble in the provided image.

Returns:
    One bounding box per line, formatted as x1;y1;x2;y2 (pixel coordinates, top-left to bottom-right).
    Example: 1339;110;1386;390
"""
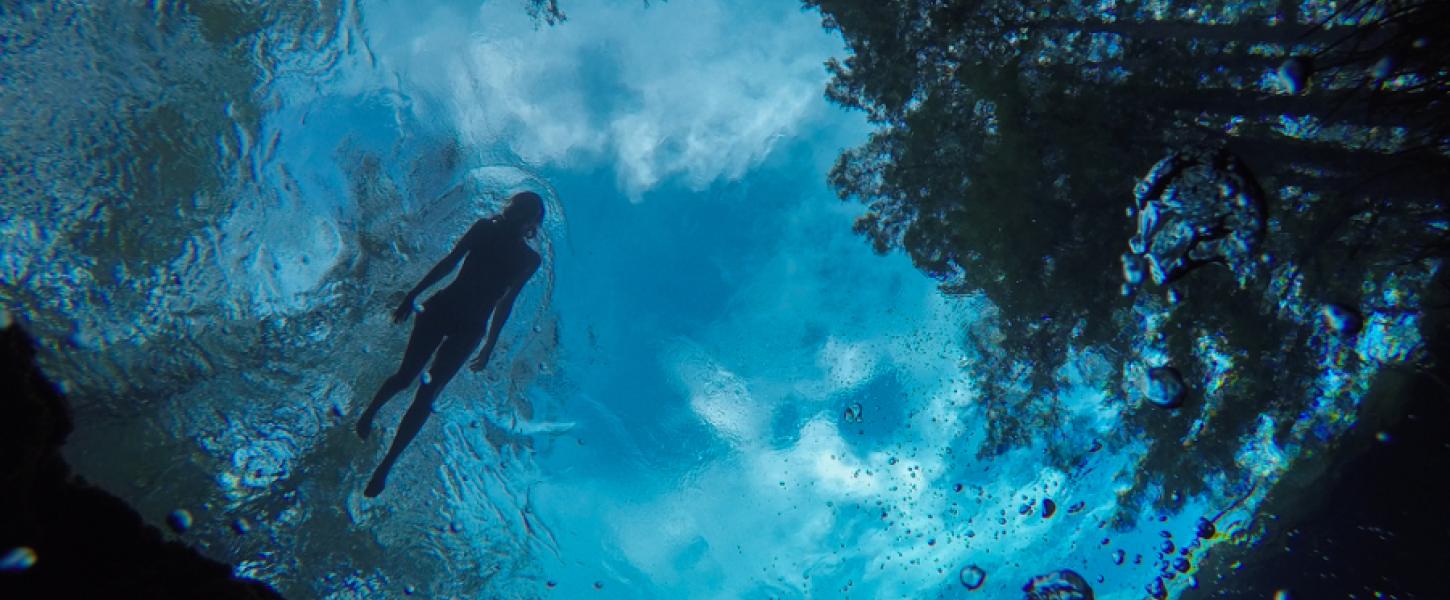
1041;498;1056;518
1023;569;1093;600
1277;57;1311;94
593;581;604;591
1370;54;1397;81
1112;549;1125;565
1320;303;1363;336
1145;366;1185;408
958;565;986;590
166;509;193;534
1196;517;1216;539
1146;576;1167;599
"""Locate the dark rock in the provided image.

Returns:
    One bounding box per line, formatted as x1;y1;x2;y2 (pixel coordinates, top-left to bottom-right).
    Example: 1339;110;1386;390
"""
0;323;284;599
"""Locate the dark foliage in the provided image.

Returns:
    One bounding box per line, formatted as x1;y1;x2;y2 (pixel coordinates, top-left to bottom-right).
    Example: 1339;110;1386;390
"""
810;0;1450;503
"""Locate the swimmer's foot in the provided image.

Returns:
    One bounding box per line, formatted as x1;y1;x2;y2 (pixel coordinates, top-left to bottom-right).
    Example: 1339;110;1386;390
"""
364;470;387;498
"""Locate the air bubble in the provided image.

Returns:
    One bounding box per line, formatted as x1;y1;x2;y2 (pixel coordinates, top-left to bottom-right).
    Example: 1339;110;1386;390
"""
1023;569;1093;600
1145;366;1185;408
1277;57;1311;94
1146;576;1167;599
167;508;193;533
958;565;986;590
1195;517;1216;539
1320;303;1363;336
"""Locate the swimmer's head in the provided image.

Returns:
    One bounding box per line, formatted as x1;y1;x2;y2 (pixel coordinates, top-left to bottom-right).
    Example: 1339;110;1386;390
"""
501;191;545;236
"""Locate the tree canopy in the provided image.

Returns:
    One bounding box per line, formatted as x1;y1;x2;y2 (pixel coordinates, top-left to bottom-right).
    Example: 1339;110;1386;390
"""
810;0;1450;513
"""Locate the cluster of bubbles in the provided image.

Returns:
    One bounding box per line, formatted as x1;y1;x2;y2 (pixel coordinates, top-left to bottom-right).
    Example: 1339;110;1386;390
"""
1118;146;1374;425
1022;569;1095;600
1124;147;1268;290
1275;34;1431;96
953;565;1097;599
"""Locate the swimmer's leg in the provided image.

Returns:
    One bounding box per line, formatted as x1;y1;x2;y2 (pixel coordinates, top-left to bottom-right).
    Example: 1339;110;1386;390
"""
358;311;446;439
364;329;482;497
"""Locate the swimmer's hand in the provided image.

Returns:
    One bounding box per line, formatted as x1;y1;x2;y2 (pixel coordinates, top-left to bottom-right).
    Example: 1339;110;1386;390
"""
392;295;417;323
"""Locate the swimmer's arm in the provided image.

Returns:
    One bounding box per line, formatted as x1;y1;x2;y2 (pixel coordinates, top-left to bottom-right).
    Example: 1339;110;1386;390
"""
392;223;486;322
470;258;540;371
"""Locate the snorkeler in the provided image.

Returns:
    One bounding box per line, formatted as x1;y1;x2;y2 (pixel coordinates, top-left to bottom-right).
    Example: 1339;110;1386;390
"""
356;191;545;497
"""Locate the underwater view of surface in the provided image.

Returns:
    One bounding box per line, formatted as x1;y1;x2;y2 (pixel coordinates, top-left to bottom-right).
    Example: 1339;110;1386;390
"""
2;0;1448;598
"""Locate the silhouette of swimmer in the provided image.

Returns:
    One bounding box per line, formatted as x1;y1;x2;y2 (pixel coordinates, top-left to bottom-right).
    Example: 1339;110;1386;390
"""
357;191;545;497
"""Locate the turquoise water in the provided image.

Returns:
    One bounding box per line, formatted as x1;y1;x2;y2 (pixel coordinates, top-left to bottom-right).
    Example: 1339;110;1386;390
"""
1;1;1441;599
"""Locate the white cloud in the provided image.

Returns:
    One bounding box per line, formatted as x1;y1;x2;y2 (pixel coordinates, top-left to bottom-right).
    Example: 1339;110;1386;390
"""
364;0;838;200
666;339;765;447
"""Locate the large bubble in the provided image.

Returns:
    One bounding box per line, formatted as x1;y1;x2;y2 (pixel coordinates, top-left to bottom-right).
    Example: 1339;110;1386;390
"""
1126;147;1267;287
1023;569;1094;600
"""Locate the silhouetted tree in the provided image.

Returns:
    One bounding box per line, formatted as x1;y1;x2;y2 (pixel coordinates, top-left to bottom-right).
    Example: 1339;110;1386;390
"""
809;0;1449;484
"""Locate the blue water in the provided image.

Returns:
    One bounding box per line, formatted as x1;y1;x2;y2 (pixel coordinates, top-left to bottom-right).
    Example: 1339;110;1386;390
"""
0;1;1438;599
